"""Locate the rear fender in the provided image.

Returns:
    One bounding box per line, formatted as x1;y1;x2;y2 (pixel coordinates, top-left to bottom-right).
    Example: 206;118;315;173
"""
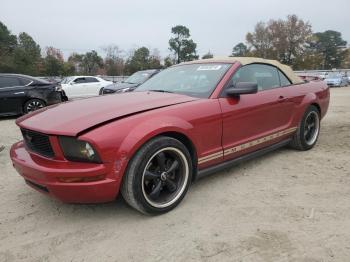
26;89;49;102
291;92;318;126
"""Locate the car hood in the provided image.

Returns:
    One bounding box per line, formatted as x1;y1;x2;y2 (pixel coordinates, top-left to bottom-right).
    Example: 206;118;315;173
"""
104;82;139;90
326;78;341;82
16;91;199;136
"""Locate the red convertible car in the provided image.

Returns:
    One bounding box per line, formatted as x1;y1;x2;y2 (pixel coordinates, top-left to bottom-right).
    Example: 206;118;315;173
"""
10;57;330;215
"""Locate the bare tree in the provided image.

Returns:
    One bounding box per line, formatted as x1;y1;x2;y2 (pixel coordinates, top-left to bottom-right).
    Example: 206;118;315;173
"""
246;22;273;59
246;15;312;66
103;45;125;75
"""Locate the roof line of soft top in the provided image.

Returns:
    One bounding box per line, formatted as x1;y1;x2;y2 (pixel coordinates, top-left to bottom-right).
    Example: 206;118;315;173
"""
175;57;303;84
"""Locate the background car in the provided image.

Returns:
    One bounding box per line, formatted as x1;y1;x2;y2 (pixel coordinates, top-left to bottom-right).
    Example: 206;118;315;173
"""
100;69;160;95
346;73;350;84
61;76;112;99
318;72;327;80
324;72;348;87
0;74;67;116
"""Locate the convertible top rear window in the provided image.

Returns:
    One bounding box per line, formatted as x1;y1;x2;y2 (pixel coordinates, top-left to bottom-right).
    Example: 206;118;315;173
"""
136;63;231;98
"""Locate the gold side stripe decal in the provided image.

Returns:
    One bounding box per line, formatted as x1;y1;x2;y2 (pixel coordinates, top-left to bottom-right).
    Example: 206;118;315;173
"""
198;127;297;164
198;151;223;162
198;152;223;164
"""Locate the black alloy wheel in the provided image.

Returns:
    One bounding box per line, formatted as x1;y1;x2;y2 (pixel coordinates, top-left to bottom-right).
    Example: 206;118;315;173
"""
142;147;189;208
24;99;45;113
121;136;192;215
304;111;320;146
290;105;320;150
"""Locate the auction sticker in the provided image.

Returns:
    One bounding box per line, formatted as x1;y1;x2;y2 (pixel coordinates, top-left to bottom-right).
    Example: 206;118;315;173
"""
197;65;222;71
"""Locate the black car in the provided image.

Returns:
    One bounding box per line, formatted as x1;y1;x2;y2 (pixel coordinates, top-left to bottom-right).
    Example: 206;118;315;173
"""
0;74;67;116
100;69;160;95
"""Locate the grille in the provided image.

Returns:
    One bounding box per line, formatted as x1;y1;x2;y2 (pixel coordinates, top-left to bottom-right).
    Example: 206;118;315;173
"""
21;129;55;158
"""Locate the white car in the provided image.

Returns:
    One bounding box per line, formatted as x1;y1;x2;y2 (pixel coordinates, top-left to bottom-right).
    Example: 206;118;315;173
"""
60;76;113;99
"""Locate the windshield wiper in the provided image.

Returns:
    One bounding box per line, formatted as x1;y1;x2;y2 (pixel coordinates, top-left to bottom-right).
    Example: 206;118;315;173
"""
148;89;174;93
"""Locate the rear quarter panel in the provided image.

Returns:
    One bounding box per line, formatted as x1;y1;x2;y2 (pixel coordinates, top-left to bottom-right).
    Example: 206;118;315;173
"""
286;81;329;126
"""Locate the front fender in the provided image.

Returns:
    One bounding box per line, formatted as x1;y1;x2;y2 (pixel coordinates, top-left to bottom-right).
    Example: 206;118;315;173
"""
81;115;197;179
118;115;196;160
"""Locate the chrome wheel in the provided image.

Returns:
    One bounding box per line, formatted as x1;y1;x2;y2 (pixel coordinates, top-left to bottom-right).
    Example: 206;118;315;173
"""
25;100;45;113
141;147;189;208
304;111;320;146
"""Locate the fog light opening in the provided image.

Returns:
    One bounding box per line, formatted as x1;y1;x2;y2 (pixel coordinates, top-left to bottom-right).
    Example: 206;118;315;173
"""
58;175;105;183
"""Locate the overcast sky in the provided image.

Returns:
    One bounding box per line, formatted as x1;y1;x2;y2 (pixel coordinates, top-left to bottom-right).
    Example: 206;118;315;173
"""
1;0;349;59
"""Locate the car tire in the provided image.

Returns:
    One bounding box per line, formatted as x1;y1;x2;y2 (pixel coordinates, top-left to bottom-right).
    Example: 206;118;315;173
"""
23;99;46;114
121;136;193;215
99;87;104;95
290;105;320;151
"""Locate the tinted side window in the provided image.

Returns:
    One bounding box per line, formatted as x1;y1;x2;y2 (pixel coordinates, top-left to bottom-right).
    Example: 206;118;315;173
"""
85;77;99;83
19;77;32;86
278;70;292;86
74;78;86;83
0;76;22;88
231;64;280;91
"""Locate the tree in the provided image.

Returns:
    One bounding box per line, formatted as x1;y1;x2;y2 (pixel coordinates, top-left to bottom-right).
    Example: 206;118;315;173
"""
148;48;162;69
125;47;150;74
103;45;125;75
163;56;174;68
43;47;64;76
13;32;41;75
246;22;273;59
67;53;83;74
341;48;350;69
246;15;312;67
293;35;323;70
0;21;17;72
125;47;161;74
314;30;347;69
62;61;76;76
202;51;214;59
169;25;198;63
81;50;103;75
231;43;248;57
273;15;312;65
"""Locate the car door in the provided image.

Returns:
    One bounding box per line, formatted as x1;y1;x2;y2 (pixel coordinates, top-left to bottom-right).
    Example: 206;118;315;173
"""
65;77;87;98
84;77;102;96
219;63;295;161
0;76;27;115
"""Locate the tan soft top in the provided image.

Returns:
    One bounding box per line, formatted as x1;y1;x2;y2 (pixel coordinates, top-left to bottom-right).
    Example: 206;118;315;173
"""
180;56;303;84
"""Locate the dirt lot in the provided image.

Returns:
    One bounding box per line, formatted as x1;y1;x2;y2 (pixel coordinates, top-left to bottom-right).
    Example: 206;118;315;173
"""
0;87;349;262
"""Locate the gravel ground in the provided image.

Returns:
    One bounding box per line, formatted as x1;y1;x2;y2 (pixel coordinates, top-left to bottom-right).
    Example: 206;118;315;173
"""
0;86;349;262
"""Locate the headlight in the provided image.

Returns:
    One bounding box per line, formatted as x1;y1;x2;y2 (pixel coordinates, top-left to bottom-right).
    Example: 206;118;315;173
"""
55;85;63;92
103;89;116;94
59;137;101;163
116;87;131;93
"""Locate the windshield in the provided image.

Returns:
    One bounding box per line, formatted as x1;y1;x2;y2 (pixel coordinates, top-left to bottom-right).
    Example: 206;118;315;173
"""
136;63;231;98
326;73;342;79
61;77;74;84
124;71;152;84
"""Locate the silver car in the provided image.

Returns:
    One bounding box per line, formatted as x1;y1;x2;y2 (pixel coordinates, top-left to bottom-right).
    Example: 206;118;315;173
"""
324;72;348;87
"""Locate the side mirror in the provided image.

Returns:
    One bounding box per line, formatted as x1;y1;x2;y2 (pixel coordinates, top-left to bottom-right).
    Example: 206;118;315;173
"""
226;82;258;97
